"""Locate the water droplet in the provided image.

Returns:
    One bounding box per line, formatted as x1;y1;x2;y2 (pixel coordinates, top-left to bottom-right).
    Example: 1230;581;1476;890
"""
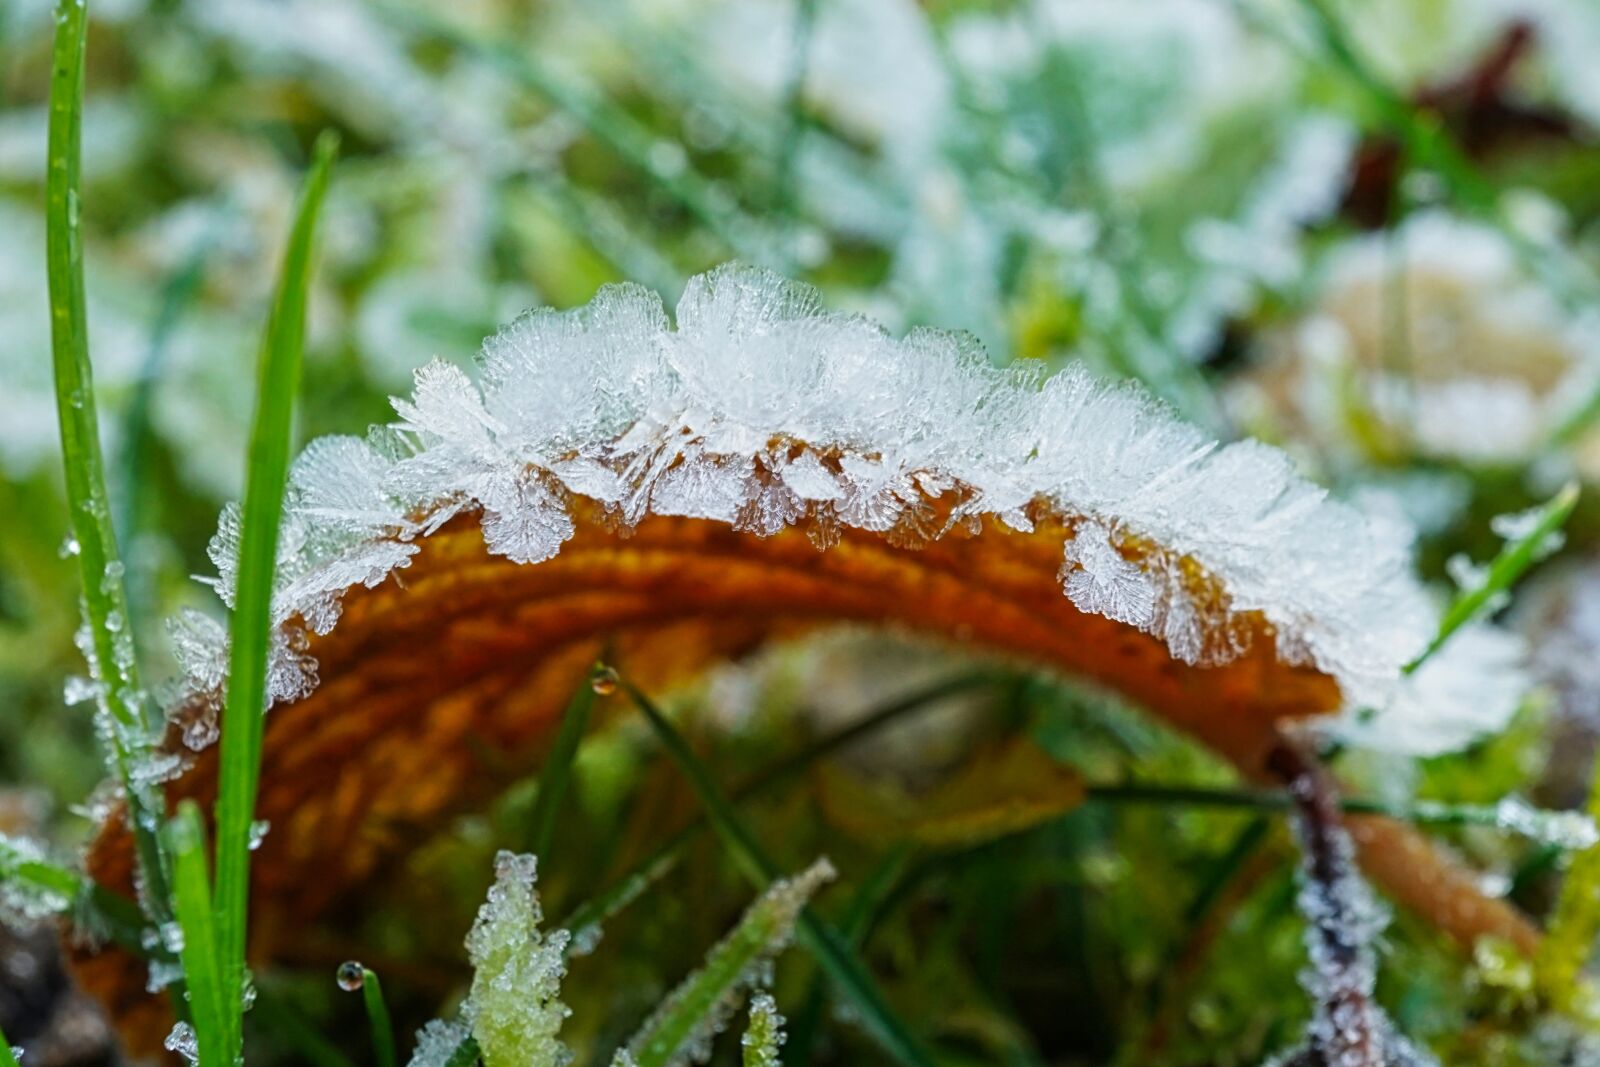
336;960;366;992
590;664;619;697
248;820;270;851
59;536;80;558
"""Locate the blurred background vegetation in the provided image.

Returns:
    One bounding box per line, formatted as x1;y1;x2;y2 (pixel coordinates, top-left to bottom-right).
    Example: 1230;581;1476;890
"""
8;0;1600;1062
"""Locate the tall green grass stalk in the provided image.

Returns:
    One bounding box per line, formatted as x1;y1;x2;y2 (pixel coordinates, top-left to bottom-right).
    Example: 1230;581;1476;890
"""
45;0;175;937
0;1024;19;1067
525;667;600;860
212;130;340;1046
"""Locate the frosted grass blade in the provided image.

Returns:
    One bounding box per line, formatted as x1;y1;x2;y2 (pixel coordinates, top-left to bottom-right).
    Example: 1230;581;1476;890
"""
0;1025;18;1067
620;860;832;1067
45;0;175;937
624;681;937;1067
1406;482;1578;672
213;130;340;1053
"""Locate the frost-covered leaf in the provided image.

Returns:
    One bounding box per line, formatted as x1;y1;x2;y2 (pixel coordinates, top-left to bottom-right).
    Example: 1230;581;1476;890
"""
464;852;571;1067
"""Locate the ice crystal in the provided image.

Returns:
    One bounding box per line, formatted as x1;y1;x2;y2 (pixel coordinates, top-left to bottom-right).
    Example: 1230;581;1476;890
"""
173;263;1518;757
406;1020;471;1067
163;1022;199;1066
465;852;572;1067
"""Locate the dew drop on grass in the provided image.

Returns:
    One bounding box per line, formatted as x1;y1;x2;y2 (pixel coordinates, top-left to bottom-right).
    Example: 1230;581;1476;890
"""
58;536;79;558
336;960;366;992
590;665;619;697
248;819;270;851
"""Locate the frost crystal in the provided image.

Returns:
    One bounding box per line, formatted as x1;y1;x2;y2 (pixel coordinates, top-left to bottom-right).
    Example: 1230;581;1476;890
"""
465;852;572;1067
403;1017;470;1067
405;1019;471;1067
164;1022;199;1066
177;263;1517;757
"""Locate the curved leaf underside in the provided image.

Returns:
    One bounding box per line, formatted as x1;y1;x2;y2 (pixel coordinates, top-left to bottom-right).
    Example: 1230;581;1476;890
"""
76;504;1536;1054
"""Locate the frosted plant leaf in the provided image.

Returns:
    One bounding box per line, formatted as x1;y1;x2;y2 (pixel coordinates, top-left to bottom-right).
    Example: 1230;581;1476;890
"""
619;859;834;1067
406;1019;472;1067
464;852;572;1067
741;995;784;1067
157;259;1520;796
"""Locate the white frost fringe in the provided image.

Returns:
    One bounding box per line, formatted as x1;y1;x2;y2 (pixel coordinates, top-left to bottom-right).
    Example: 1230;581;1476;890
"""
172;264;1520;759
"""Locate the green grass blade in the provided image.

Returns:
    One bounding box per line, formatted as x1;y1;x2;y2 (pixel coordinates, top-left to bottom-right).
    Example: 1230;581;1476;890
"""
785;844;914;1066
0;1023;18;1067
212;130;340;1049
525;666;600;860
45;0;175;936
1405;482;1579;673
358;968;399;1067
622;859;833;1067
168;801;231;1066
624;681;937;1067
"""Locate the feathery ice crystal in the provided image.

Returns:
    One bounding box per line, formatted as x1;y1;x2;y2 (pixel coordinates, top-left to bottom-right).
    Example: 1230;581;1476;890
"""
175;263;1516;759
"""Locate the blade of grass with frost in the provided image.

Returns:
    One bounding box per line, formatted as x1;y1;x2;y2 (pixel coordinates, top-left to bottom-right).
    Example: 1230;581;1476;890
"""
560;671;999;945
213;130;339;1045
618;859;834;1067
45;0;175;933
168;801;230;1067
0;1025;18;1067
624;681;937;1067
785;844;913;1067
525;668;599;860
742;995;784;1067
1405;482;1578;673
0;833;153;954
